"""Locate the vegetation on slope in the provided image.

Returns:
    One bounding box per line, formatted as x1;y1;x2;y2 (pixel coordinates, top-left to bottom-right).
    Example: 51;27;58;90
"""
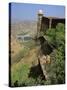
45;23;65;84
11;23;65;86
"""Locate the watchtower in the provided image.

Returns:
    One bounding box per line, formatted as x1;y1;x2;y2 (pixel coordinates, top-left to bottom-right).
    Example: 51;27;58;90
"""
37;10;43;38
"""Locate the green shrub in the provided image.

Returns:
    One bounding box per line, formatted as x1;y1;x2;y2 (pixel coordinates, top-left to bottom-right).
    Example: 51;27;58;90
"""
45;23;65;84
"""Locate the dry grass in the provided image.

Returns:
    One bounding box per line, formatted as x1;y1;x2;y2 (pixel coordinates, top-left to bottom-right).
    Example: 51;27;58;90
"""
11;39;24;57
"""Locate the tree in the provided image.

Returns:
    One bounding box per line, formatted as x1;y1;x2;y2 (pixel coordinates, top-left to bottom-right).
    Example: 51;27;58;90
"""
45;23;65;84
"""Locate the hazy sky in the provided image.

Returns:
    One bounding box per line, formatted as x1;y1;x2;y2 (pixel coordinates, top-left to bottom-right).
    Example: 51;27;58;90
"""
10;3;65;21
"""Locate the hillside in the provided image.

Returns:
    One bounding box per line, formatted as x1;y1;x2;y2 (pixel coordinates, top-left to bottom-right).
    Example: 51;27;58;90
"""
11;21;37;63
10;22;65;86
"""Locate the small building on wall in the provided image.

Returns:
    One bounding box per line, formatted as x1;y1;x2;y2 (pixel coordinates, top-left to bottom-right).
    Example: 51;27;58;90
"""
41;16;65;31
37;10;65;38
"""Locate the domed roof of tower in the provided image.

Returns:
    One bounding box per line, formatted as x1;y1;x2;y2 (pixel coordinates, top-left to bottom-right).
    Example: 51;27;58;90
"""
38;10;43;15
